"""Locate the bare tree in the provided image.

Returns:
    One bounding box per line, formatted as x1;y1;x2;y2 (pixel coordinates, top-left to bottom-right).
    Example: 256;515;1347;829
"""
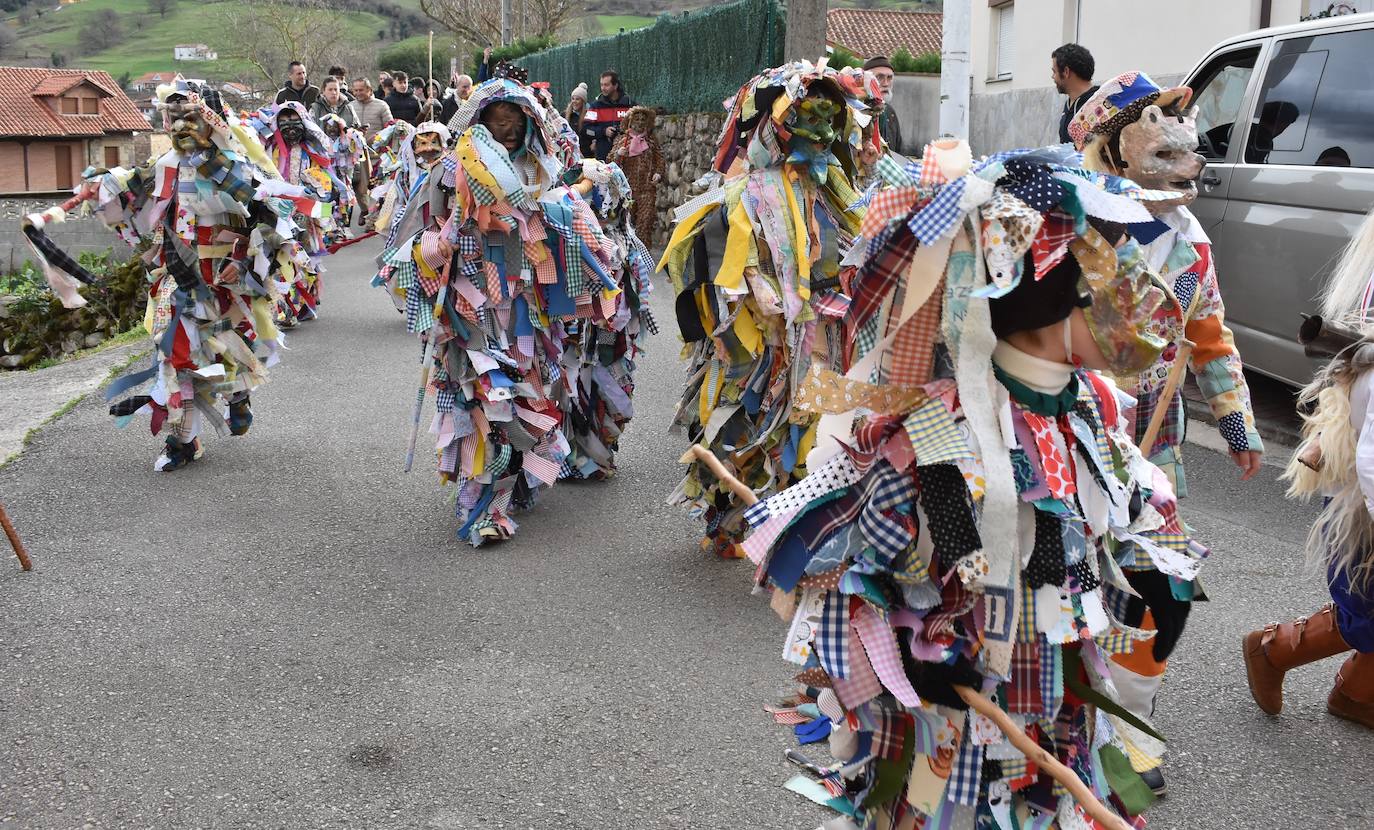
148;0;174;18
0;25;16;58
420;0;583;47
78;9;123;54
222;0;368;87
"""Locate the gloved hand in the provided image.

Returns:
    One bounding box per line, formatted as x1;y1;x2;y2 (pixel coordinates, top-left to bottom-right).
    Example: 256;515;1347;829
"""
1123;568;1192;662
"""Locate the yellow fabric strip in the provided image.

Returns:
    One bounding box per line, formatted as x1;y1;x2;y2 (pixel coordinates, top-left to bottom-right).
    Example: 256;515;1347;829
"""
657;202;716;274
715;198;753;291
250;296;279;343
472;432;486;475
783;167;811;298
733;304;762;356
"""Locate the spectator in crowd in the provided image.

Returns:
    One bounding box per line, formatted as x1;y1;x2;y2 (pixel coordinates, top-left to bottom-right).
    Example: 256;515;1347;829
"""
565;82;590;157
348;77;393;142
385;71;423;125
476;46;496;83
311;77;357;127
584;70;634;162
276;61;320;108
862;56;902;154
378;72;394;98
1052;43;1098;144
438;73;471;125
328;65;353;101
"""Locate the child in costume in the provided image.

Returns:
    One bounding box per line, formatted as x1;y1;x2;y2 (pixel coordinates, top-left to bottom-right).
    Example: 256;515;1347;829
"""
607;106;665;242
556;158;658;480
658;61;877;557
319;113;366;241
1069;71;1265;793
21;79;311;471
1243;207;1374;730
389;77;623;545
373;120;453;315
727;136;1205;828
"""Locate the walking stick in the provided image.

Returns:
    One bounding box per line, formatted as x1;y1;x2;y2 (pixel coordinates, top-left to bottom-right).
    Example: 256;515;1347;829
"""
678;444;1133;830
1;502;33;571
404;283;448;472
1139;290;1202;459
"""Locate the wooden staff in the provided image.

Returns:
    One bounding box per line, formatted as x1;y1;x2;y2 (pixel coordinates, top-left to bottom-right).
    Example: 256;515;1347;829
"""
1;502;33;571
679;443;1131;828
1137;338;1192;458
404;282;448;473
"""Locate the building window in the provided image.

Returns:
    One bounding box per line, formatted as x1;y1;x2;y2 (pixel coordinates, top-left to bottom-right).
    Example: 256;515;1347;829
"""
994;3;1015;80
60;97;79;114
104;145;120;168
81;97;99;115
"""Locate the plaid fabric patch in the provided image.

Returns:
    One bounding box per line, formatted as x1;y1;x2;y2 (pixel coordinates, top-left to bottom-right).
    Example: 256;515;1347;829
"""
871;709;911;761
1039;641;1063;725
908;178;966;246
857;464;916;564
849;222;919;338
1131;385;1184;455
947;714;985;806
859;185;921;241
436;388;456;413
885;294;943;386
905;398;974;465
852;602;922;707
816;592;851;679
812;290;851;319
1007;640;1043;714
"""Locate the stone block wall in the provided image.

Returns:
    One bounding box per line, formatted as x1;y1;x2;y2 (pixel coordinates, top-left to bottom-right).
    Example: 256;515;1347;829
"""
649;111;728;250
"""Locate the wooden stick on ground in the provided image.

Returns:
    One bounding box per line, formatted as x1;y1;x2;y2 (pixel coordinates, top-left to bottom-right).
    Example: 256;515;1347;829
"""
680;443;1132;827
1;502;33;571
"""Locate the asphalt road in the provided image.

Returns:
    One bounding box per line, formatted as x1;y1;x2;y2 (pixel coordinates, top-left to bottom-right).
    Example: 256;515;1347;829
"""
2;239;1370;830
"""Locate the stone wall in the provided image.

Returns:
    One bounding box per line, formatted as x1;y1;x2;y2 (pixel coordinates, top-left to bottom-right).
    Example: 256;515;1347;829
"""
0;198;133;274
650;111;729;250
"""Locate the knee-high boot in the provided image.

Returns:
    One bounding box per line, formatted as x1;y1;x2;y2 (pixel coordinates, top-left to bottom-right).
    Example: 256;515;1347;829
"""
1243;603;1349;715
1328;651;1374;729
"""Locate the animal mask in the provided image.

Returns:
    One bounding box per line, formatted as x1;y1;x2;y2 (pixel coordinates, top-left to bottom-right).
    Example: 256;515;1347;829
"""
1118;103;1206;213
277;110;305;146
165;97;214;153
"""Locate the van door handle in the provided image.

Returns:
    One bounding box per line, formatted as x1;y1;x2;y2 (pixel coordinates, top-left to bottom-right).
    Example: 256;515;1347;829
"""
1200;173;1222;190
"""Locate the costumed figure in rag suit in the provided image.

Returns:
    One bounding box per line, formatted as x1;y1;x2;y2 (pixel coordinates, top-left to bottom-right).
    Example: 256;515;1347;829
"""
395;76;622;545
721;136;1210;827
554;158;658;480
608;105;666;243
657;60;881;557
1244;206;1374;731
1069;71;1265;793
373;120;453;314
367;119;417;229
319;113;366;241
20;78;311;471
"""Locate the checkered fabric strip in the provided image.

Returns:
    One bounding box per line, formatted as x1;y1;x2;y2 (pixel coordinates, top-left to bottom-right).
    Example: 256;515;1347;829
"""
947;713;985;806
854;315;880;363
436;389;457;413
859;185;921;241
1131;386;1184;453
908;178;966;246
1039;641;1063;724
884;291;942;386
831;623;884;708
816;591;851;679
875;153;916;188
1017;573;1040;644
849;221;919;336
857;465;917;564
406;282;436;334
851;603;922;707
640;307;660;336
905;398;974;465
1007;640;1043;714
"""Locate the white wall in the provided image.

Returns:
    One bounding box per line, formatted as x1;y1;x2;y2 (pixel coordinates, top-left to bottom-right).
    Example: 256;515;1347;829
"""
887;73;940;154
970;0;1308;94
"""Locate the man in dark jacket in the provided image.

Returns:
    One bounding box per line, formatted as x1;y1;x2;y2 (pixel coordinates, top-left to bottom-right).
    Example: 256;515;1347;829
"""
862;56;903;155
582;70;634;161
276;61;320;108
1052;43;1097;144
384;71;423;126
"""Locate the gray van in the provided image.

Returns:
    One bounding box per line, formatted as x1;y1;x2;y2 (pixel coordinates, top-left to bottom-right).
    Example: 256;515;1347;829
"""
1184;12;1374;385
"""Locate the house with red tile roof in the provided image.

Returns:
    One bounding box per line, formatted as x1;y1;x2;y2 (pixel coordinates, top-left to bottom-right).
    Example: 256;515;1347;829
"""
0;67;150;195
826;8;943;60
129;71;179;92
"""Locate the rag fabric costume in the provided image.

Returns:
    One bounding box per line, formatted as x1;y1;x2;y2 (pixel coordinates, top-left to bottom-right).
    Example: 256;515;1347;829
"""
385;78;629;545
1069;72;1264;778
372;121;453;314
21;79;312;471
1243;208;1374;730
319;113;367;241
246;102;340;324
728;135;1207;827
367;120;417;228
608;106;665;242
658;61;878;556
556;159;658;480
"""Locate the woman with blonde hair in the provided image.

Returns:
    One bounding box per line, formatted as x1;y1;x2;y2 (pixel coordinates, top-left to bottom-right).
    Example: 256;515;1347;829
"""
1243;205;1374;729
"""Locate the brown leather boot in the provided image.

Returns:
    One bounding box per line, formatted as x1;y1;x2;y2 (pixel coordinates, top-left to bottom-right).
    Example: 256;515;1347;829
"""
1328;652;1374;729
1243;603;1348;715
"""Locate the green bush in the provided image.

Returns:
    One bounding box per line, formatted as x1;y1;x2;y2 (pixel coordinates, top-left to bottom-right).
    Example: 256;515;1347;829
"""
828;46;864;71
892;48;940;73
469;35;559;77
0;248;149;370
378;38;447;84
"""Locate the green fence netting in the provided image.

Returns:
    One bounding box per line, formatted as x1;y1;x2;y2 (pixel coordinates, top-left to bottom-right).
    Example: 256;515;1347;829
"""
518;0;784;114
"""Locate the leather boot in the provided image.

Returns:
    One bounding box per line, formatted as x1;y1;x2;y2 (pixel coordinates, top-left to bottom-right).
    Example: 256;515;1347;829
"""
1243;603;1348;715
1328;652;1374;729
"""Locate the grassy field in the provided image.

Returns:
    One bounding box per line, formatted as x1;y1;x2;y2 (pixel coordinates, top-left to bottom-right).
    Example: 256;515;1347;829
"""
9;0;390;82
596;14;655;34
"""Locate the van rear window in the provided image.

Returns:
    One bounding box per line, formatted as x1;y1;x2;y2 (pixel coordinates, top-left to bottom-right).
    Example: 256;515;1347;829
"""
1246;28;1374;168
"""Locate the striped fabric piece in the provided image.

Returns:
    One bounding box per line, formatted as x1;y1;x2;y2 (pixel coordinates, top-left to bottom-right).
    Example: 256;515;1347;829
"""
815;592;851;679
851;603;922;707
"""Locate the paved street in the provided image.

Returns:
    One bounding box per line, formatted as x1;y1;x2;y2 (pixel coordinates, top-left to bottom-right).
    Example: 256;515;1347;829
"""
1;239;1370;830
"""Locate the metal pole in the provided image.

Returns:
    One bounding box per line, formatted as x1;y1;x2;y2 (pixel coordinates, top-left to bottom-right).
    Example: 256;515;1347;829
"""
938;0;971;139
782;0;827;63
501;0;512;46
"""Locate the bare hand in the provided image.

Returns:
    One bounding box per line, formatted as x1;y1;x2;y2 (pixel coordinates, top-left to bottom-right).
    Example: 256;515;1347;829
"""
1230;449;1263;481
484;46;493;59
437;237;453;261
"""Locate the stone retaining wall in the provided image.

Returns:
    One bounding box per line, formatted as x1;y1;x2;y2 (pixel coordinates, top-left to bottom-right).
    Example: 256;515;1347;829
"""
650;111;729;250
0;198;133;273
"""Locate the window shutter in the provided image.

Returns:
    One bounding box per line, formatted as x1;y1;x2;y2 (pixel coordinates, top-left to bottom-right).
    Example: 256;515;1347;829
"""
996;5;1016;78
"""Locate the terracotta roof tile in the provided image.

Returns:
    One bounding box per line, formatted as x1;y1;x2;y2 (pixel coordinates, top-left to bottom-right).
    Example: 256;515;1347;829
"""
826;8;943;61
0;66;150;139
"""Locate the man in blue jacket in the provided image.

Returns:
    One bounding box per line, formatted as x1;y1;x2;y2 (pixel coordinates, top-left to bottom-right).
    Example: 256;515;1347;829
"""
582;70;635;161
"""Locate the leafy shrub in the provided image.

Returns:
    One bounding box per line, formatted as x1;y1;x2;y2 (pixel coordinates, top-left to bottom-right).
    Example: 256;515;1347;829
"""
892;47;940;73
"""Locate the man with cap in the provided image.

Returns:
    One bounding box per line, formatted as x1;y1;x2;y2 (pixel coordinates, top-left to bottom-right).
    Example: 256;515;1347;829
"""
1071;70;1265;797
862;55;902;153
